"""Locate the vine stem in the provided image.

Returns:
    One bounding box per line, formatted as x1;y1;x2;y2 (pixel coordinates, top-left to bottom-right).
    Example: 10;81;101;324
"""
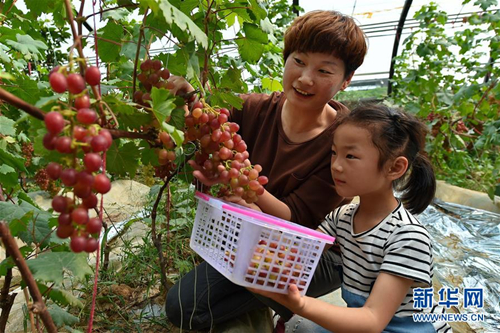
0;222;57;333
0;86;157;141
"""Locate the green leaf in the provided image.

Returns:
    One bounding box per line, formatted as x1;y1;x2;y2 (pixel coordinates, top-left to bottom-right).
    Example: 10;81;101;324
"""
169;108;185;131
35;95;62;108
0;70;14;80
0;148;28;173
162;123;184;147
38;284;84;308
0;201;52;246
243;22;268;44
103;8;131;21
211;91;244;110
261;77;283;91
0;116;16;136
24;0;55;16
47;303;80;327
235;24;268;64
151;87;175;124
0;165;18;191
98;21;122;62
220;68;247;93
27;252;92;285
158;0;208;49
5;34;48;61
106;140;141;177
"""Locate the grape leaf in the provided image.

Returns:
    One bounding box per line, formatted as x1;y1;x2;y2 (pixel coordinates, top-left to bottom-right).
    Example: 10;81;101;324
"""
106;140;140;177
162;123;184;147
151;87;175;124
38;283;84;308
0;201;53;247
169;108;185;132
26;252;92;285
158;0;208;49
0;149;27;173
103;7;130;21
47;303;79;327
261;77;283;92
24;0;56;16
0;164;17;189
5;34;48;61
98;21;122;62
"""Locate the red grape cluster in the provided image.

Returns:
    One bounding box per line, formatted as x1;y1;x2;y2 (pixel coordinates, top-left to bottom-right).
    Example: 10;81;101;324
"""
154;131;177;179
44;65;111;253
133;59;171;107
186;101;268;204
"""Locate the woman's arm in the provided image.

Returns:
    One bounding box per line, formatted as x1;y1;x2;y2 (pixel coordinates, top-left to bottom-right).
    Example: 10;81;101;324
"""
251;272;413;333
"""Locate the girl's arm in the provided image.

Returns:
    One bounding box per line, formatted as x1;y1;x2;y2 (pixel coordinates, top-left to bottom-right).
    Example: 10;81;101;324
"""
251;272;413;333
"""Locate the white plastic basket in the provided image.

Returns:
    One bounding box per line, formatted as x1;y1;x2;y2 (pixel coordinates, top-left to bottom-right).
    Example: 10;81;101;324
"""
190;192;335;295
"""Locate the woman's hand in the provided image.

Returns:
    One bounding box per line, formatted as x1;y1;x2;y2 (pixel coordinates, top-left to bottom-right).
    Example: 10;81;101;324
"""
249;284;306;314
166;75;195;96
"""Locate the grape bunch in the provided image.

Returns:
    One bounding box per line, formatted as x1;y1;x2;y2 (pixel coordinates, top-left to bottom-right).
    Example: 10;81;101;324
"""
154;131;178;179
133;59;171;107
186;100;268;204
44;65;111;253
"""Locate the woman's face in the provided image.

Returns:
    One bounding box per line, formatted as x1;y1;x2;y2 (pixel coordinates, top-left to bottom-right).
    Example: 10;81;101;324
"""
282;52;352;113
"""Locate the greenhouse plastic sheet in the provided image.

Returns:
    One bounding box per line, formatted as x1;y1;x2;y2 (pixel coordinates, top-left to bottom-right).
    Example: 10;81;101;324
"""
420;199;500;332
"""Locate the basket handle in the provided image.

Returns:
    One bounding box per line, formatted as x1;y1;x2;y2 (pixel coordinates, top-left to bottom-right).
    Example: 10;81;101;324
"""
222;204;335;243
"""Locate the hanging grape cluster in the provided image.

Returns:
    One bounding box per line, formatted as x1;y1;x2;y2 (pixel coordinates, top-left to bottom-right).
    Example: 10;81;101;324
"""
133;59;171;107
132;58;178;179
43;65;111;253
186;100;268;204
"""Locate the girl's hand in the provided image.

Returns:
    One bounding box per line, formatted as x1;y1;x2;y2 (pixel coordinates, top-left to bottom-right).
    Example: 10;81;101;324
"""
249;284;306;314
188;160;219;188
223;195;262;212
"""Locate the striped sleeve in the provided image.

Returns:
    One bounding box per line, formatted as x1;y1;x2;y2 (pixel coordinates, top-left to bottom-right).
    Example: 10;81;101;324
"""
381;224;433;286
318;205;345;237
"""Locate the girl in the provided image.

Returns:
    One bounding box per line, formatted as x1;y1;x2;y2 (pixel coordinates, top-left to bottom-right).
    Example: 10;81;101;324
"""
251;104;451;332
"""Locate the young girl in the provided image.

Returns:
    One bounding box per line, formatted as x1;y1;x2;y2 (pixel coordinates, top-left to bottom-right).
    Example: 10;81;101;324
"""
251;104;451;332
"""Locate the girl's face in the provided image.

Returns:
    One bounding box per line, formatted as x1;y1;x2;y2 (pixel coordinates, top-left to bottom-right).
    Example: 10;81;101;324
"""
282;52;351;113
331;124;392;198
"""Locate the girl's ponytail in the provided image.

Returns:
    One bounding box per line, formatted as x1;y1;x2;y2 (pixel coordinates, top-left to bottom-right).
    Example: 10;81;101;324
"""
398;152;436;215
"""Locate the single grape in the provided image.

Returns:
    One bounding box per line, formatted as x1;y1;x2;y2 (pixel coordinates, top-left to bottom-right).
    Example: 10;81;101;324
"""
73;126;88;141
99;129;113;149
52;195;68;213
46;162;62;180
58;213;72;226
76;171;94;186
85;238;99;253
93;174;111;194
43;133;57;150
76;108;97;125
74;183;92;199
91;135;108;152
84;66;101;86
49;72;67;93
70;236;87;253
45;111;65;135
67;73;86;94
56;225;74;239
140;59;152;71
86;217;102;234
74;94;91;109
71;208;89;225
83;153;102;172
55;136;73;154
82;193;98;209
160;69;170;80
